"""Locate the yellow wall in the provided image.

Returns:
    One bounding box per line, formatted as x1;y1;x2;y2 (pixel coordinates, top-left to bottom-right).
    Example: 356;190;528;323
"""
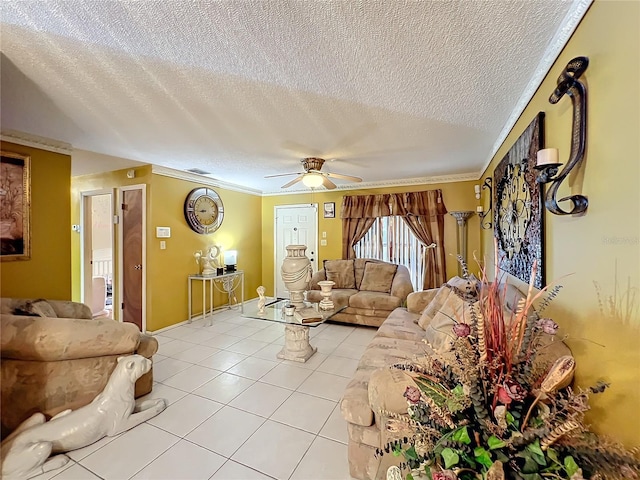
71;167;262;332
1;142;72;299
261;181;480;295
479;1;639;446
148;174;262;331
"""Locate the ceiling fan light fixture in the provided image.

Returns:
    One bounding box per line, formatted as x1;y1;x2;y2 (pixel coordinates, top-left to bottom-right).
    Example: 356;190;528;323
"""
302;172;324;188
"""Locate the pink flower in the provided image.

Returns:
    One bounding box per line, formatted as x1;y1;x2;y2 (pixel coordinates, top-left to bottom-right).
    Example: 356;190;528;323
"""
452;323;471;337
503;379;527;402
497;386;512;405
403;386;422;404
536;318;558;335
433;470;457;480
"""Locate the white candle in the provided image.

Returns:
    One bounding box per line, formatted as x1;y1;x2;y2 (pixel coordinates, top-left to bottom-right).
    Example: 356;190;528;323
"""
537;148;559;166
476;205;484;213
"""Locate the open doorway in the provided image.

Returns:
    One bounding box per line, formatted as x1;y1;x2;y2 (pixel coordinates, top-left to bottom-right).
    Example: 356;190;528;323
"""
82;191;114;319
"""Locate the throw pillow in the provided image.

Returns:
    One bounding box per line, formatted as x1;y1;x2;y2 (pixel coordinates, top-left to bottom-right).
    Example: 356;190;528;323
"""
359;262;397;293
423;295;473;353
14;299;58;318
324;259;356;289
417;285;453;329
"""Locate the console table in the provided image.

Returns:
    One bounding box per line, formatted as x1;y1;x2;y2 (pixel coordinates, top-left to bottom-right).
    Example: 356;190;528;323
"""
188;270;244;326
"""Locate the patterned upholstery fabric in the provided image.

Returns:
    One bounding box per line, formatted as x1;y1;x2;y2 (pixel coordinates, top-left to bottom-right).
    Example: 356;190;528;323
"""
375;308;425;342
324;259;356;288
0;297;157;435
308;260;414;327
359;262;397;293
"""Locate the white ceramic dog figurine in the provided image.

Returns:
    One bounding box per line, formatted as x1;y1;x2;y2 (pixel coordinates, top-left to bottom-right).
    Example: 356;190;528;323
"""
0;354;167;480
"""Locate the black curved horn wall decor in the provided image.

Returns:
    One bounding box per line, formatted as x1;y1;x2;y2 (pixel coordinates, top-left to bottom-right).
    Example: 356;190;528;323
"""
535;56;589;215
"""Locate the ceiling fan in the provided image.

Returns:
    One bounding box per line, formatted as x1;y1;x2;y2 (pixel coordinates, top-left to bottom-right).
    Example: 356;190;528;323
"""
264;157;363;190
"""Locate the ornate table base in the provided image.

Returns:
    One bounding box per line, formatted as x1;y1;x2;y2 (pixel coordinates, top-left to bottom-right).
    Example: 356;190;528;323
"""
277;324;316;362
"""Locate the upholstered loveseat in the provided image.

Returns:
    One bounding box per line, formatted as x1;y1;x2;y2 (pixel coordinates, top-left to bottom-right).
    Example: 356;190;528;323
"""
339;278;572;480
307;258;414;327
0;298;158;436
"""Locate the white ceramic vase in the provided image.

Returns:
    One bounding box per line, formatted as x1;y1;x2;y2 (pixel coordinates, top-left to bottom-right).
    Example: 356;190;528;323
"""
317;280;335;310
281;245;312;308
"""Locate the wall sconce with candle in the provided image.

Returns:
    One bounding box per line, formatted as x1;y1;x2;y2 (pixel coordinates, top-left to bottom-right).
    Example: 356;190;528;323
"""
535;56;589;216
477;177;493;230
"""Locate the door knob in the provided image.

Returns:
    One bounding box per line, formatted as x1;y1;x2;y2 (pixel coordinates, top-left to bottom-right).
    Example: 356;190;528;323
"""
134;264;142;270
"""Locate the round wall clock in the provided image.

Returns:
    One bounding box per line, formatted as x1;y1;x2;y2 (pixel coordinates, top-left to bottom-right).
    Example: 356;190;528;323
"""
184;187;224;234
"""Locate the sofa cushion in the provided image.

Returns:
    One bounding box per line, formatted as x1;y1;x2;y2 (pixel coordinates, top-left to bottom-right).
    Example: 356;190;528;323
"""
349;291;403;311
375;308;425;342
358;336;429;372
324;259;356;289
307;288;357;309
423;294;472;353
360;262;397;293
417;285;453;329
28;299;58;318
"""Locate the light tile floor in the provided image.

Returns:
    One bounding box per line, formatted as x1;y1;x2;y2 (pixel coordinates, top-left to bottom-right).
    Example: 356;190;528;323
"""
34;302;379;480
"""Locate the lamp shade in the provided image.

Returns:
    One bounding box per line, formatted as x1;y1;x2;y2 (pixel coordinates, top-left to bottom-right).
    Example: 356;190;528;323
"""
224;250;237;265
302;173;324;188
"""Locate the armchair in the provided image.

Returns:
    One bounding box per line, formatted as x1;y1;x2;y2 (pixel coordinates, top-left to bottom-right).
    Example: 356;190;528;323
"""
0;298;158;436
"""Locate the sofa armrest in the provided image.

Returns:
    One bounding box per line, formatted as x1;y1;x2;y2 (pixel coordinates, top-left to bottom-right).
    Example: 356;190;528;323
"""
1;315;141;361
308;269;327;290
368;367;416;417
406;289;439;314
47;300;93;319
390;266;414;302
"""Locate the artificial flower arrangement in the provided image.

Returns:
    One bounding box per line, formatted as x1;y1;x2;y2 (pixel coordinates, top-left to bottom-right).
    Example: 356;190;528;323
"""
377;258;639;480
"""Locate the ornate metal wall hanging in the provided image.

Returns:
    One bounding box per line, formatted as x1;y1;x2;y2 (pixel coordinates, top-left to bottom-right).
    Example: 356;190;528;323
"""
494;113;545;288
535;56;589;215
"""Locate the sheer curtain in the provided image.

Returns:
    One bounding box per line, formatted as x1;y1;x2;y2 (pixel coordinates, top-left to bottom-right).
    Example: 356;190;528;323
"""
341;190;447;290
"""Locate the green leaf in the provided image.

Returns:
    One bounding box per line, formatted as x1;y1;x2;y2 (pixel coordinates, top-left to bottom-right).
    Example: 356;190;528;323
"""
546;448;560;464
406;473;414;480
441;448;460;469
564;456;580;477
392;449;401;457
487;435;507;450
521;474;543;480
517;451;540;474
473;447;493;469
526;440;547;466
404;446;418;460
452;426;471;445
506;411;515;425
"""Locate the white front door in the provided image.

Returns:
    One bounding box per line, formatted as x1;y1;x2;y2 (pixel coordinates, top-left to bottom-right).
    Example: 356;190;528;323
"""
274;204;318;298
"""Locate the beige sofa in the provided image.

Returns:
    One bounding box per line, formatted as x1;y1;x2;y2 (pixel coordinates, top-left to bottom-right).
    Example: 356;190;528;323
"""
340;279;572;480
0;298;158;436
307;259;414;327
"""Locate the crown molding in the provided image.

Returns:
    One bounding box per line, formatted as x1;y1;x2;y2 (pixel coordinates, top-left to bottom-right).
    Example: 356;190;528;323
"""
0;129;72;155
261;172;479;196
151;165;262;196
482;0;593;176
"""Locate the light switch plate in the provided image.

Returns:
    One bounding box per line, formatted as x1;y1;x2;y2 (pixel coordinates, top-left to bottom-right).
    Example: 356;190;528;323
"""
320;239;327;246
156;227;171;238
160;241;166;250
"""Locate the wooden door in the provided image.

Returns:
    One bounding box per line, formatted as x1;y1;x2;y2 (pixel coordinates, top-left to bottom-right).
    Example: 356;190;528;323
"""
122;188;143;330
274;204;318;298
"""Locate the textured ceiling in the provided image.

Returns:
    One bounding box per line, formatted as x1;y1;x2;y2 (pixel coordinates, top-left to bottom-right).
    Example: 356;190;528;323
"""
0;1;589;194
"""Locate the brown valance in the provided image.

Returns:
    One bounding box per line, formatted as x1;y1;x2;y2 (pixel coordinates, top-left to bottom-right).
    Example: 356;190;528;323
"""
341;190;447;219
341;194;391;219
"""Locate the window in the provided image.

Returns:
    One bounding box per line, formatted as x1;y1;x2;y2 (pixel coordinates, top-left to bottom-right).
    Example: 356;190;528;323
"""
354;216;426;290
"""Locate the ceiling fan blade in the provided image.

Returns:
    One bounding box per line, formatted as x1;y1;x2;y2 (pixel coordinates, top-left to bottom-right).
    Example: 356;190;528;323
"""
325;172;363;182
321;176;337;190
265;172;302;178
282;176;304;188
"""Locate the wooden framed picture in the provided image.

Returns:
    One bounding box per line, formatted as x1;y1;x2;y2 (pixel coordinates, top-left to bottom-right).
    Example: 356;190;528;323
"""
1;151;31;261
323;202;335;218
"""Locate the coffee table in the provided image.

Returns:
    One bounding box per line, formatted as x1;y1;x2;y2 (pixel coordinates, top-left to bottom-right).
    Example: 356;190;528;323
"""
242;298;346;363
